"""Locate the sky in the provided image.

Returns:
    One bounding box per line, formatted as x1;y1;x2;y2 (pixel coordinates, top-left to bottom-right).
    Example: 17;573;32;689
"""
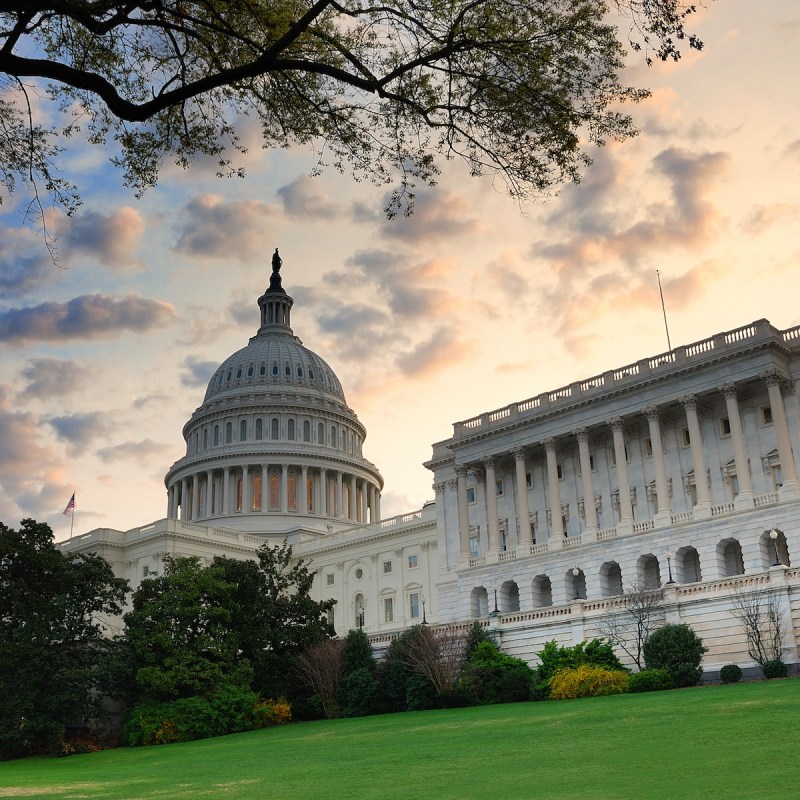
1;1;799;541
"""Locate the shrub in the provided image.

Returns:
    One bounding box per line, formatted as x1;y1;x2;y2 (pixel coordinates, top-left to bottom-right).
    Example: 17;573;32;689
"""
341;667;381;717
124;692;290;746
643;624;706;688
627;668;674;693
533;638;626;699
455;641;534;705
762;659;787;679
719;664;743;684
549;665;629;699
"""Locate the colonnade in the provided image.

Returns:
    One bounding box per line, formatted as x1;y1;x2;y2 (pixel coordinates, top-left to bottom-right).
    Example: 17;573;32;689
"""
167;463;381;524
449;375;799;561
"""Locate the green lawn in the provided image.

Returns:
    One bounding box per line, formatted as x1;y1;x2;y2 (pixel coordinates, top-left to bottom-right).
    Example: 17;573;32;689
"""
2;680;799;800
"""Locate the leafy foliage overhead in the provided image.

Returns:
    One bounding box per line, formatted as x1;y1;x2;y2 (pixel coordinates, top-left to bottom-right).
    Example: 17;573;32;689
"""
1;1;703;215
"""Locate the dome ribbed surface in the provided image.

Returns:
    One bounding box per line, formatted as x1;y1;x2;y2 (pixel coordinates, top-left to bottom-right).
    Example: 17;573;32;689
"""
203;333;346;404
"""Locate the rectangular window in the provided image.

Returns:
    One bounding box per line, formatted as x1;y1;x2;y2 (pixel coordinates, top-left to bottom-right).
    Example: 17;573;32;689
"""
525;472;532;488
682;428;691;447
467;487;476;504
142;565;150;578
470;535;480;558
495;479;504;496
384;597;394;623
408;554;418;569
610;447;628;465
720;417;731;436
645;438;653;456
409;592;420;619
326;573;335;586
383;560;392;574
556;463;563;480
761;406;773;425
589;454;596;471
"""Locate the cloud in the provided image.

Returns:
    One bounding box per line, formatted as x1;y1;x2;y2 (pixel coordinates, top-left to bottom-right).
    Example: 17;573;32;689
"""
97;439;172;466
277;176;339;220
0;294;176;345
785;139;800;165
377;190;480;243
745;203;799;234
175;195;276;260
394;327;474;378
0;226;55;299
181;355;218;388
54;206;145;269
48;412;112;454
19;358;91;399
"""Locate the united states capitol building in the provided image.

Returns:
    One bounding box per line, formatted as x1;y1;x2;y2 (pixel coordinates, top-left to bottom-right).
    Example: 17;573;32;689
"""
64;256;800;676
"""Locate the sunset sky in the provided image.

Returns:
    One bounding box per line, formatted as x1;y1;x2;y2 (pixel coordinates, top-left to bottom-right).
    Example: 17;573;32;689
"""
1;0;799;541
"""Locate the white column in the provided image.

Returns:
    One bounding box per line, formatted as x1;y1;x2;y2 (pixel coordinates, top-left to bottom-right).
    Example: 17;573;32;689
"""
720;383;754;508
764;370;799;498
167;484;175;518
300;465;309;514
609;418;633;530
368;483;375;522
543;438;562;538
374;489;381;521
222;467;231;515
181;477;189;520
205;470;213;517
336;471;344;518
573;428;597;534
644;406;671;525
360;479;368;523
242;465;251;513
319;467;328;516
280;464;289;512
512;447;532;545
482;456;500;553
191;474;200;520
455;464;471;558
260;464;268;512
680;395;711;515
349;474;357;520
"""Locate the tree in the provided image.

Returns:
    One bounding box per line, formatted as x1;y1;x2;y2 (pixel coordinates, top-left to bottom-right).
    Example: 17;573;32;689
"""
401;624;470;697
643;623;706;688
213;542;335;700
598;581;664;669
297;638;344;718
1;2;703;221
0;519;128;759
123;555;249;703
730;587;784;667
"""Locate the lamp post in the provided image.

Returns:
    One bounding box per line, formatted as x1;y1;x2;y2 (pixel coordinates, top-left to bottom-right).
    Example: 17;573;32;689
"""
665;551;675;585
572;567;580;600
421;592;428;625
492;588;500;615
769;529;782;567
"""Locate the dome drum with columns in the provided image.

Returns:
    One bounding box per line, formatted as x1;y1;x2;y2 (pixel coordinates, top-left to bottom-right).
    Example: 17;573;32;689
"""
164;251;384;536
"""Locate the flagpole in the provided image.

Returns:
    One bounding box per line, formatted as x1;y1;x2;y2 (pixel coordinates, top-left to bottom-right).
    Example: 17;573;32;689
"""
70;505;75;540
656;269;672;352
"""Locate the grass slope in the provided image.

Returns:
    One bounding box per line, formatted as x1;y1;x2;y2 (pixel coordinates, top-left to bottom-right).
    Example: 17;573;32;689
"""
2;680;799;800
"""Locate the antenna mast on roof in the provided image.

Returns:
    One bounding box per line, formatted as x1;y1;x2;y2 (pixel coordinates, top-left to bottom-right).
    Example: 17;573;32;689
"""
656;269;672;352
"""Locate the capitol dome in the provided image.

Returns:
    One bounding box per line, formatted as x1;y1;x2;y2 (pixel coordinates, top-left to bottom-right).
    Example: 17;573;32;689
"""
164;250;383;535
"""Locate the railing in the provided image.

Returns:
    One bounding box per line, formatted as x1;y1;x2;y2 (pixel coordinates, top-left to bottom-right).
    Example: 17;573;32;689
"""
754;492;779;507
670;511;694;525
596;527;617;542
633;520;655;533
561;535;582;549
711;503;735;517
469;555;486;568
453;319;789;439
499;550;517;562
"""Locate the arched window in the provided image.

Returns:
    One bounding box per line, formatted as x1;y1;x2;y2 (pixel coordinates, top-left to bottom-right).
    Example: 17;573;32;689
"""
288;419;295;441
500;580;520;612
284;363;291;376
213;425;219;446
318;422;324;444
599;561;623;597
225;421;233;444
271;417;279;440
637;554;662;589
331;426;337;448
269;474;280;511
470;587;489;618
676;546;702;583
718;539;745;577
272;363;279;376
760;529;790;569
255;418;263;440
240;419;247;441
288;473;297;511
354;594;366;628
203;428;208;449
568;568;587;600
247;365;254;378
303;420;311;442
252;473;262;511
532;575;552;608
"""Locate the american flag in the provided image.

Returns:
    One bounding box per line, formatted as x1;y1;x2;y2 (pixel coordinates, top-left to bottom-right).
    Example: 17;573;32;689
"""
63;493;76;515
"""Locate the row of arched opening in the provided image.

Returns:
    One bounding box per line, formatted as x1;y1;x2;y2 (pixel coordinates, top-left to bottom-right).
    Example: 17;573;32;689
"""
470;531;791;615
